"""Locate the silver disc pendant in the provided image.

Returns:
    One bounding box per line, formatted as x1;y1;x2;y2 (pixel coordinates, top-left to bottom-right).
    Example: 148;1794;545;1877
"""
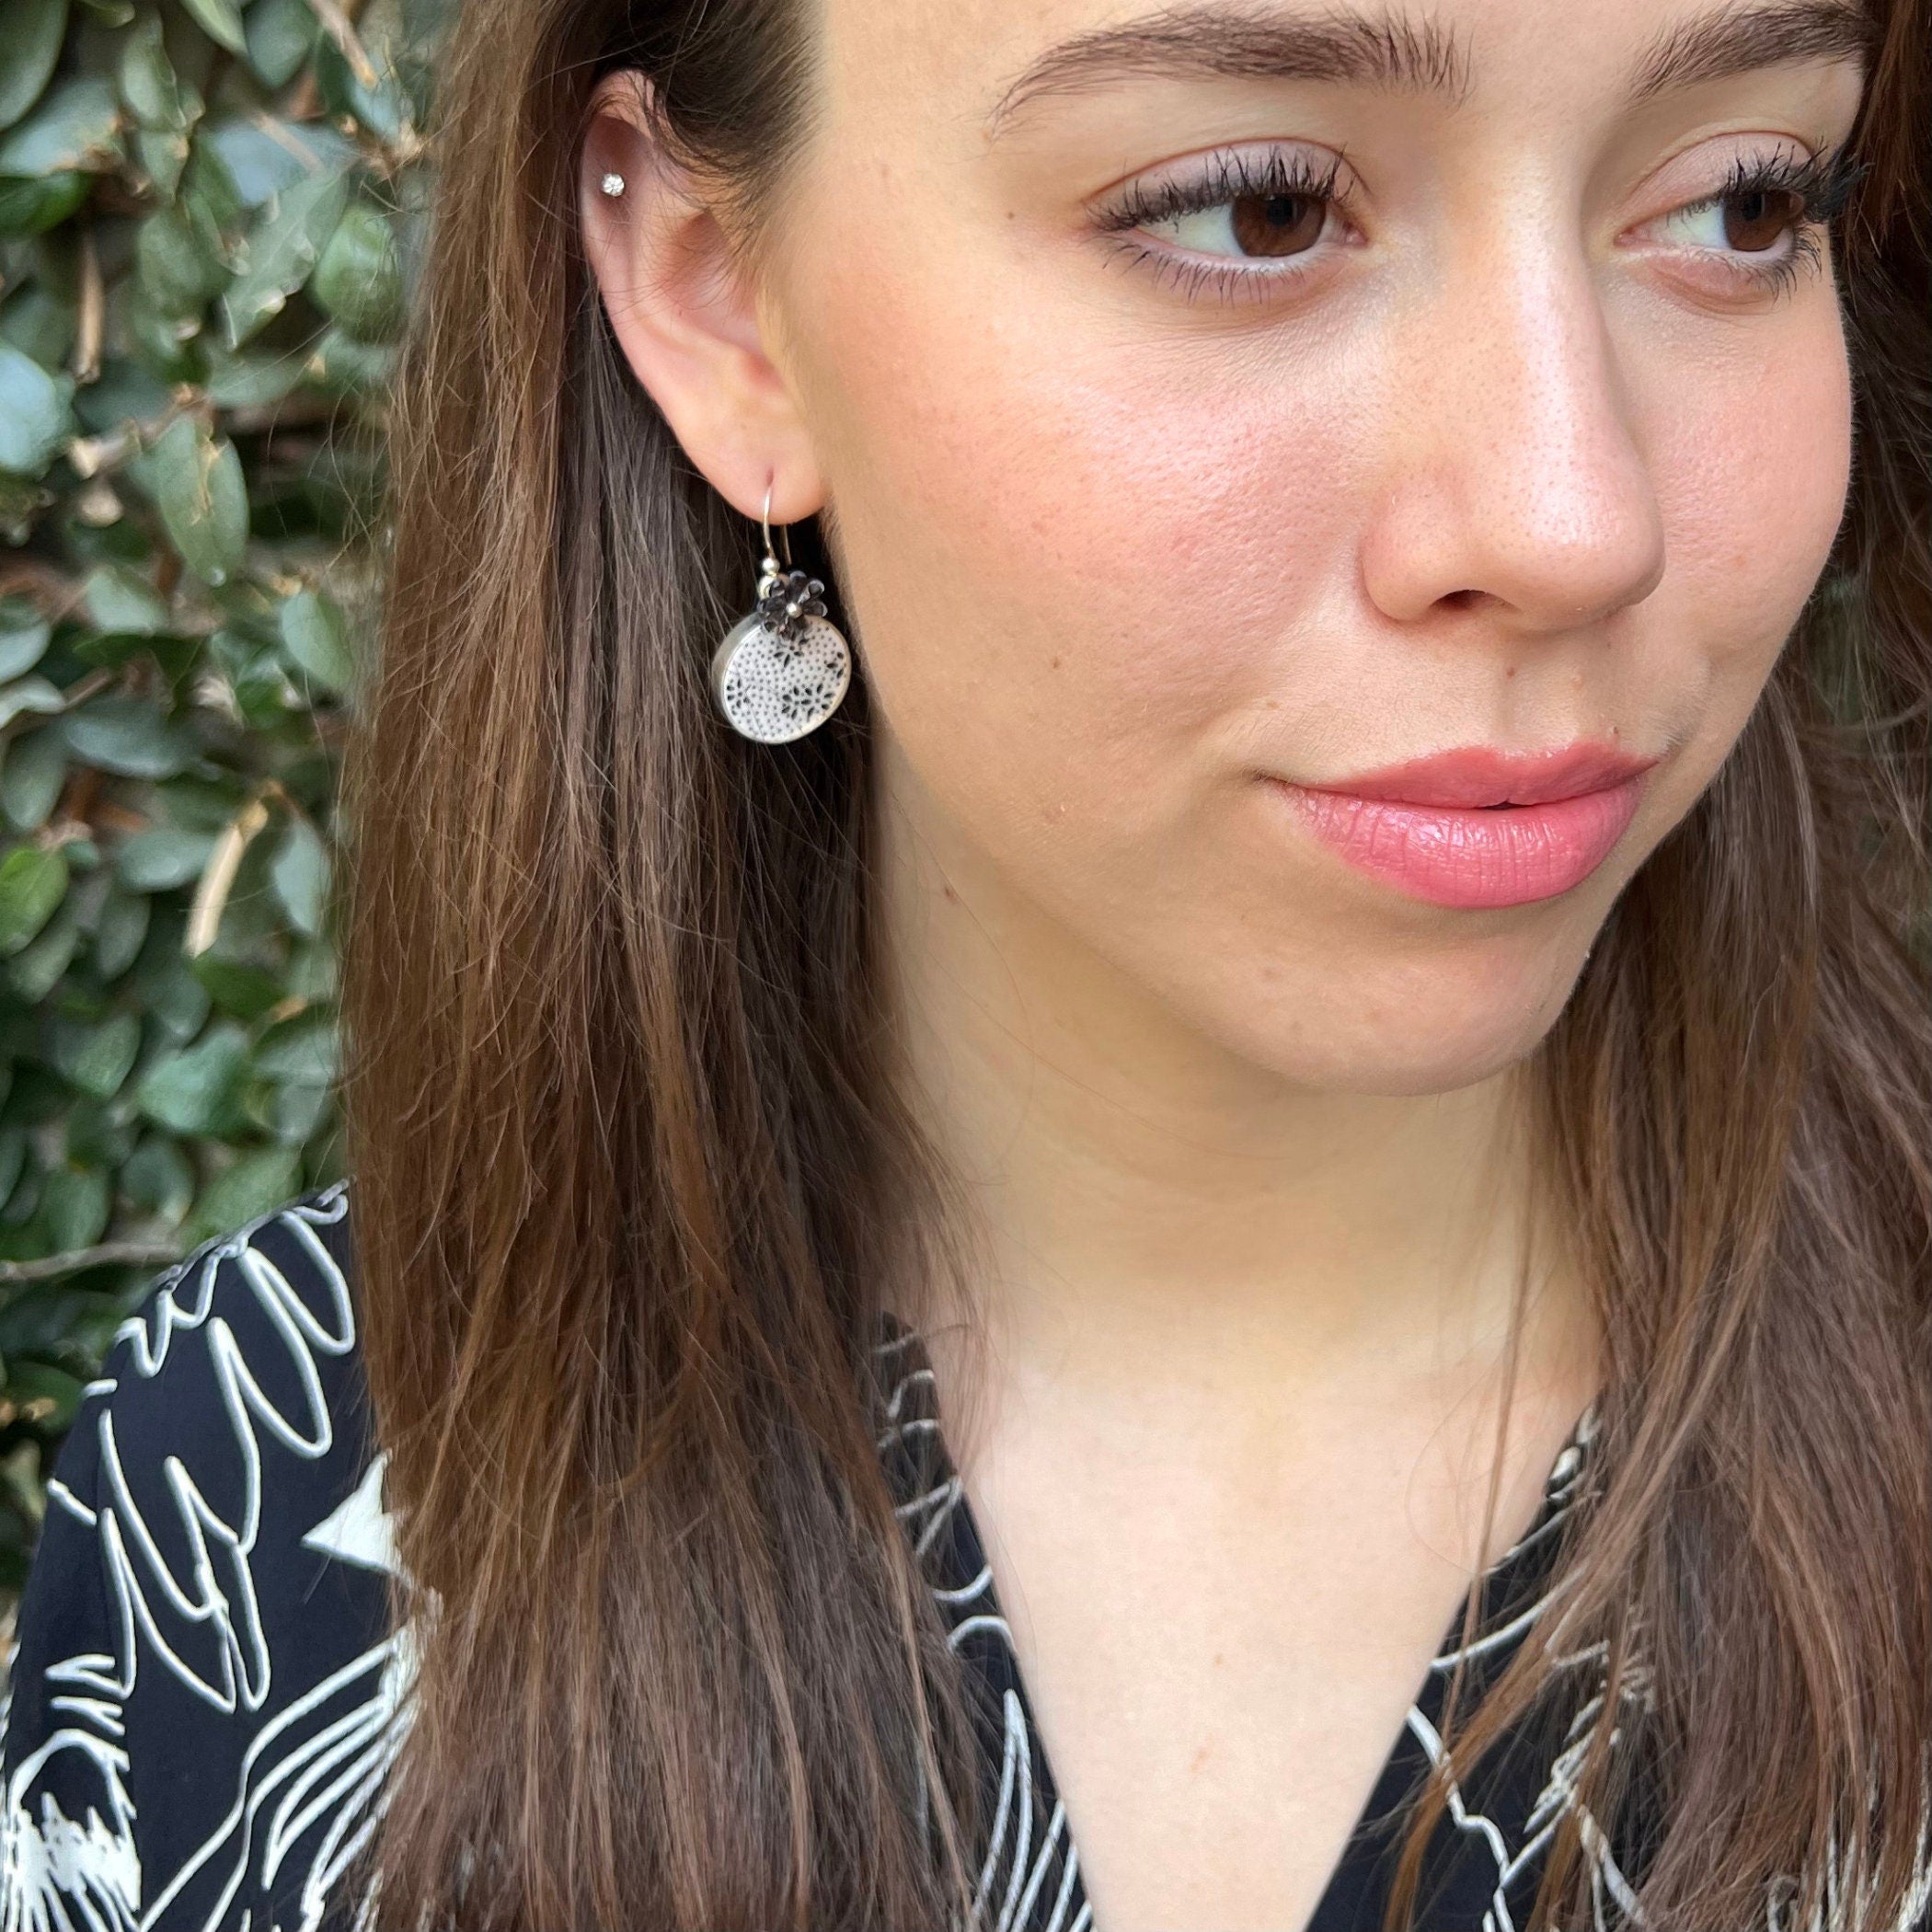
709;610;852;744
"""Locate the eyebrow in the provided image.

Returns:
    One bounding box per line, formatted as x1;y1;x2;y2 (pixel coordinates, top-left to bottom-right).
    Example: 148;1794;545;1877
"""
982;0;1873;140
1629;0;1874;98
984;6;1467;135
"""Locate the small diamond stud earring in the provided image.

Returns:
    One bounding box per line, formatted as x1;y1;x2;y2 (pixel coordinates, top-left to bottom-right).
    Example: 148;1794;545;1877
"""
599;171;626;197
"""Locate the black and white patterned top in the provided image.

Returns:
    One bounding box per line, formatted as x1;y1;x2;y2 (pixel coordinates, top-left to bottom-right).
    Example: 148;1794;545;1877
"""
0;1180;1652;1931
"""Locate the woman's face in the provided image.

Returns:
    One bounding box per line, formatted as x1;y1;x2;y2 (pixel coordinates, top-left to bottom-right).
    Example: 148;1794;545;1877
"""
626;0;1867;1095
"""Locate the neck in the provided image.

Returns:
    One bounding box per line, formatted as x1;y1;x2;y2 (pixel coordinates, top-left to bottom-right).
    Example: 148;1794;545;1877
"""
874;736;1599;1423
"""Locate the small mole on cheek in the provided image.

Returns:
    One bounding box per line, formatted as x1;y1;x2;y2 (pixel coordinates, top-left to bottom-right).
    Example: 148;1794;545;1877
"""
1505;665;1517;680
943;883;960;904
1050;655;1062;670
1190;1742;1212;1774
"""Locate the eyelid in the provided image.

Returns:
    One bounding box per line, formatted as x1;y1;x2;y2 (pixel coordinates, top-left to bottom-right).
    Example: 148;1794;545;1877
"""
1616;133;1858;242
1089;140;1360;230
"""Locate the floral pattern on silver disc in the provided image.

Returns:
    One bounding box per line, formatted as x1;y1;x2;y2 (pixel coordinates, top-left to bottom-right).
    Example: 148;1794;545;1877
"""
715;613;852;743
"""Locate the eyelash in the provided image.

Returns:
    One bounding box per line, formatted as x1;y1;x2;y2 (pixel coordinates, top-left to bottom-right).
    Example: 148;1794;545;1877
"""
1092;141;1867;306
1662;144;1867;299
1095;148;1350;304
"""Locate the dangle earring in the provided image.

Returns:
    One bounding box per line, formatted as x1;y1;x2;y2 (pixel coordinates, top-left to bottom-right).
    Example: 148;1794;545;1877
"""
709;483;853;743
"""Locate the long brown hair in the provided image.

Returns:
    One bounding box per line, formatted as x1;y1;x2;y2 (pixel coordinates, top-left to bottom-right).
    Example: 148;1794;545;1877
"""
339;0;1932;1923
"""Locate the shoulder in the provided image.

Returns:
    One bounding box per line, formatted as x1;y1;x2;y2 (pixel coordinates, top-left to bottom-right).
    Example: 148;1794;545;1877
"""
0;1178;409;1932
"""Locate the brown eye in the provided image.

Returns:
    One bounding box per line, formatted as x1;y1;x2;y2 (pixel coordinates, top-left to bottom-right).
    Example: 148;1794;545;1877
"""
1229;193;1327;259
1722;186;1801;252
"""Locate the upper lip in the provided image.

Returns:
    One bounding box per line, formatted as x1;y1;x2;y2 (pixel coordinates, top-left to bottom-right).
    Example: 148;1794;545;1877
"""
1294;741;1659;808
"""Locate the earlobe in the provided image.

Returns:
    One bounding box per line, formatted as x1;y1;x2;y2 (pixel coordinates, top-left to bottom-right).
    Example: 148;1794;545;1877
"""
577;74;824;528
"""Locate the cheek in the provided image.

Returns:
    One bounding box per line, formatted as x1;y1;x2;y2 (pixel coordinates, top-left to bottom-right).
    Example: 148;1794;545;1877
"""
1650;309;1852;695
792;236;1362;880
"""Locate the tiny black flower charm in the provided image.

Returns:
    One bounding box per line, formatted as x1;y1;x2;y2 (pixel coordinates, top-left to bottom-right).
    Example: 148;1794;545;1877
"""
755;568;828;640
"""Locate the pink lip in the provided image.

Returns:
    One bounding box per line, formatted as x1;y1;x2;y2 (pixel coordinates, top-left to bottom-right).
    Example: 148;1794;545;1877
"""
1270;742;1657;909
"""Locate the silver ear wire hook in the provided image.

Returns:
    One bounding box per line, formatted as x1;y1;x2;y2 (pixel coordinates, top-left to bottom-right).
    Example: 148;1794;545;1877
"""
758;481;785;592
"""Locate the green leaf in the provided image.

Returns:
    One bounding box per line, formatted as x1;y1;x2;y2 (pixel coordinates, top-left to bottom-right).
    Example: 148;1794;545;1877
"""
91;887;148;978
0;0;69;133
269;812;329;935
144;415;248;585
219;165;351;348
0;78;122;177
6;900;77;996
0;172;86;238
115;826;214;890
75;354;172;434
278;590;355;696
135;1021;248;1135
191;954;283;1020
119;12;201;133
0;337;73;476
51;1009;141;1098
123;288;205;383
0;843;65;953
38;1164;109;1251
312;202;402;343
253;1006;336;1085
133;122;190;200
155;774;247;834
135;203;231;317
303;322;394;397
1;728;64;832
202;345;304;409
83;561;169;635
0;676;63;730
178;0;247;56
65;1094;136;1170
187;1143;298;1244
121;1131;192;1219
141;955;210;1042
255;1075;329;1144
245;0;318;87
0;600;52;680
201;115;353;209
0;282;75;370
63;696;196;778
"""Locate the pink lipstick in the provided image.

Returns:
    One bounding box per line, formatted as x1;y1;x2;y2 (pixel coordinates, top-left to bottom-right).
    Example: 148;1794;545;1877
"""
1270;742;1655;909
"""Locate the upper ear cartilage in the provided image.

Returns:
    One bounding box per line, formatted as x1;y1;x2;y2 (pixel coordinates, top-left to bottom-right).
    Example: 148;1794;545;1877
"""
599;171;627;197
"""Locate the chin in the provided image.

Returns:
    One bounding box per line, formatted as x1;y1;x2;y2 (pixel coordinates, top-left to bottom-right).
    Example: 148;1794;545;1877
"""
1186;924;1597;1098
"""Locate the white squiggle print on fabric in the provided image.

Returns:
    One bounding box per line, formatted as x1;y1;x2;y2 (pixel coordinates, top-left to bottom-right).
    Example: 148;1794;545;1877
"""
0;1185;413;1932
4;1182;1926;1931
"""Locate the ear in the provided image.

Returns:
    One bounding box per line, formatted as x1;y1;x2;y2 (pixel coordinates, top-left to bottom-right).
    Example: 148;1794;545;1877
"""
578;72;824;525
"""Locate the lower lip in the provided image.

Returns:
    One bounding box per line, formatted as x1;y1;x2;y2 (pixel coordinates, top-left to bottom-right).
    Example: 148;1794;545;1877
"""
1270;776;1645;909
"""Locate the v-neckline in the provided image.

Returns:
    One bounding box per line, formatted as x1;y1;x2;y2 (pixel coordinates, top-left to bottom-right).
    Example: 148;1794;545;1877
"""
875;1321;1603;1932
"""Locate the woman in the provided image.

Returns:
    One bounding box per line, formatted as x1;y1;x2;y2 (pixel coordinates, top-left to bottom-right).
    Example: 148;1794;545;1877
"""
4;0;1927;1925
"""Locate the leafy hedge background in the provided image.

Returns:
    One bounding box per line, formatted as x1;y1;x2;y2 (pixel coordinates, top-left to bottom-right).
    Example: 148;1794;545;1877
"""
0;0;430;1595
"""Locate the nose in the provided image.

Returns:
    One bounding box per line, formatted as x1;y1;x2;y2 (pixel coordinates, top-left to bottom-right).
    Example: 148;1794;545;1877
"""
1359;239;1667;635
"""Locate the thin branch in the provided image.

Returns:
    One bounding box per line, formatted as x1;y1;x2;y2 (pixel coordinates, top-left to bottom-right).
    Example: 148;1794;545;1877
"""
72;226;103;385
186;792;274;956
0;1242;182;1285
